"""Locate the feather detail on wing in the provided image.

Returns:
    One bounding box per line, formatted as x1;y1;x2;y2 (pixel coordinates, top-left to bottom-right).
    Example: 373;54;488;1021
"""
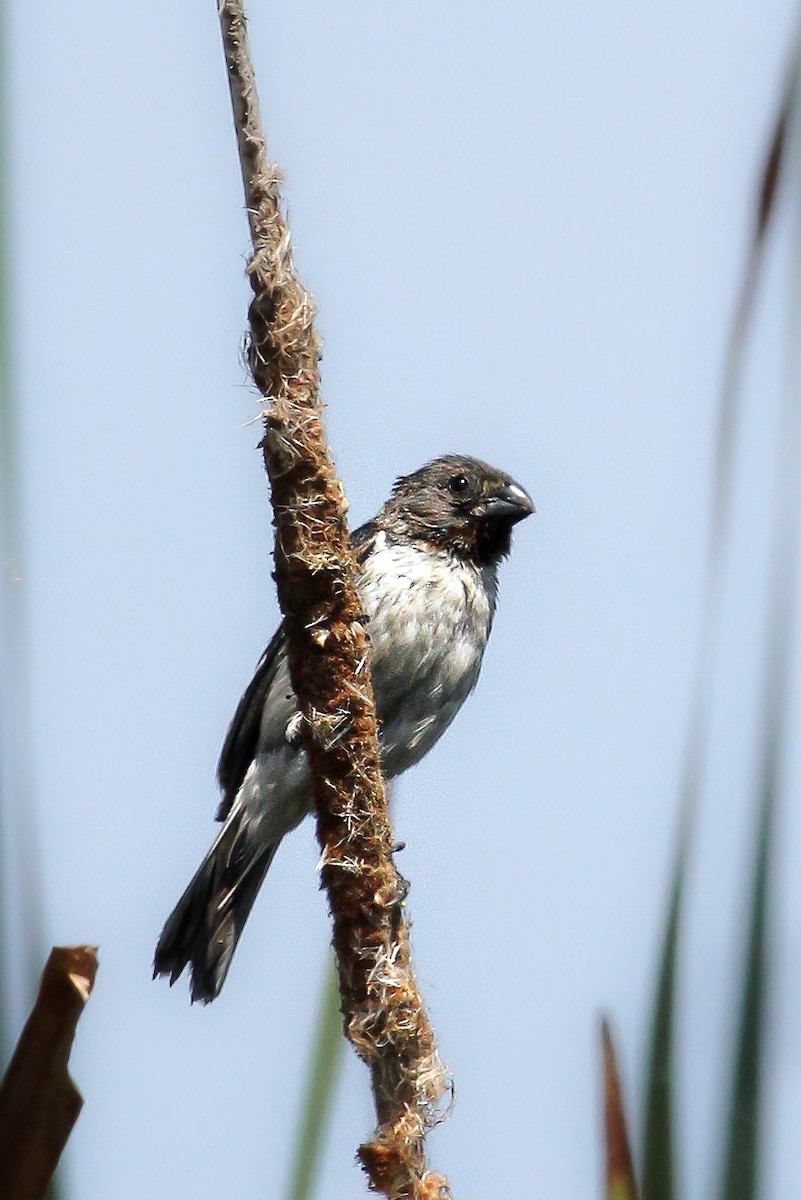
215;521;381;823
216;626;287;820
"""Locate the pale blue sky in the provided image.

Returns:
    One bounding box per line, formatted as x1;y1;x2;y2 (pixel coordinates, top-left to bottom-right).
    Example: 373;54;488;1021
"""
4;2;801;1198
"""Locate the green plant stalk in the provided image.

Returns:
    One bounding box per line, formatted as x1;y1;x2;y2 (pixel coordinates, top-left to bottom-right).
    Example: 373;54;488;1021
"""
641;845;684;1200
0;0;50;1012
285;956;343;1200
639;47;798;1200
0;0;17;1070
0;12;64;1199
718;788;773;1200
718;56;801;1199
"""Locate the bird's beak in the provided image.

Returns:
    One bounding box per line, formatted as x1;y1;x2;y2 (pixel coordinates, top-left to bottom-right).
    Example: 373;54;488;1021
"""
481;481;535;524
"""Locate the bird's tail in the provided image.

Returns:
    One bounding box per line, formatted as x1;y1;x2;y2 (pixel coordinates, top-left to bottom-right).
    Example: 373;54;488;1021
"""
154;805;277;1004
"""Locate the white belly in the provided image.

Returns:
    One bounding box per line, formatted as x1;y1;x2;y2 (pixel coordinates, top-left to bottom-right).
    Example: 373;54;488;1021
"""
359;536;497;776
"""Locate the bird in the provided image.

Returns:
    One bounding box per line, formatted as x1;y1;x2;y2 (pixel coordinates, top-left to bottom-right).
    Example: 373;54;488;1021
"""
154;454;534;1002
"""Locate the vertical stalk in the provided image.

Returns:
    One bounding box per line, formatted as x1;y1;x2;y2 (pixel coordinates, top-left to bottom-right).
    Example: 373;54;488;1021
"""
216;6;451;1195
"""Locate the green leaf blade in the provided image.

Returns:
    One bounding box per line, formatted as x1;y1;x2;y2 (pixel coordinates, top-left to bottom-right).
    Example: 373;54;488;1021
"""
285;956;344;1200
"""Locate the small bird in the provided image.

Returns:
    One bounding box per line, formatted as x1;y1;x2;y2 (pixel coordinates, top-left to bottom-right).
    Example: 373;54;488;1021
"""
154;454;534;1002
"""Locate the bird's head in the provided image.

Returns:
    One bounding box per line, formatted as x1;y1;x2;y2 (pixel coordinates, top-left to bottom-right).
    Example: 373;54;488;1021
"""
383;454;535;566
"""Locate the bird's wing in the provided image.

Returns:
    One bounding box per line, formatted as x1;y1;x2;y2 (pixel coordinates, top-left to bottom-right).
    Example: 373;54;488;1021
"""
216;624;288;820
215;520;381;822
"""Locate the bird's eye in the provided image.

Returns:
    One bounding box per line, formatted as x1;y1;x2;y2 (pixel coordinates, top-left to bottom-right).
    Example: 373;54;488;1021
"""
447;473;470;495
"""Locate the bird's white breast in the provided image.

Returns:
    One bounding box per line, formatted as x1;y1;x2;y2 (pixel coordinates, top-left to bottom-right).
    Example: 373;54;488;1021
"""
357;534;498;776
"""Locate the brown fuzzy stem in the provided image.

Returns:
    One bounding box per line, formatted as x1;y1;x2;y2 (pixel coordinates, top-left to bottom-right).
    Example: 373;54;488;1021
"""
217;4;451;1195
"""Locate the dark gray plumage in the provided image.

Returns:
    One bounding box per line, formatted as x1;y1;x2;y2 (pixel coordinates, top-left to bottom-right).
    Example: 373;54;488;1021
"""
154;455;533;1002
